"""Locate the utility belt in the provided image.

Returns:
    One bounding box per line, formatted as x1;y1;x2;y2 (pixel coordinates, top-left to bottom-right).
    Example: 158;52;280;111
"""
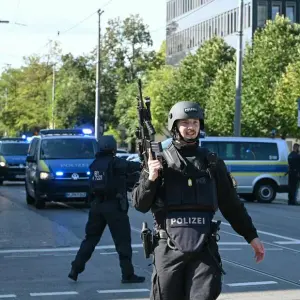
140;219;221;255
140;219;225;275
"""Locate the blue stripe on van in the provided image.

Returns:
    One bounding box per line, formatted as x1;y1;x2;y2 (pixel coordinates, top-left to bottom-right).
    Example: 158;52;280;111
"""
226;164;288;173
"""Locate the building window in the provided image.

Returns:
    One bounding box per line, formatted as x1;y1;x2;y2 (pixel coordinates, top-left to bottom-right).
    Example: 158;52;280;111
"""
257;1;268;27
248;3;251;27
286;2;296;22
272;1;282;20
234;9;237;32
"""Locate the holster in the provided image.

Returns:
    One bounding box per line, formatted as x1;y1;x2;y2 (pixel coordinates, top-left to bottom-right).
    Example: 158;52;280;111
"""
141;222;153;259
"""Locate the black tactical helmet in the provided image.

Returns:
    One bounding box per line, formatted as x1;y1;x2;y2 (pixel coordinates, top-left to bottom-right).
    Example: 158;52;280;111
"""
168;101;204;131
97;135;117;154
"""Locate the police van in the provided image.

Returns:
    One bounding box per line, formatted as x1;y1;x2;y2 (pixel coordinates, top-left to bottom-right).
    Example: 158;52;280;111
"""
0;137;30;184
200;136;289;203
25;129;97;209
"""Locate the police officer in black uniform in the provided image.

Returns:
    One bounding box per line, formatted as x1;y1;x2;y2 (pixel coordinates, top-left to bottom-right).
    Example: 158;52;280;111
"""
132;101;265;300
68;135;145;284
288;143;300;205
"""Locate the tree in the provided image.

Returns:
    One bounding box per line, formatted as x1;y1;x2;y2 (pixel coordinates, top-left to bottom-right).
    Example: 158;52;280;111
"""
206;16;300;137
170;37;235;110
273;61;300;138
0;57;52;135
143;65;177;135
242;15;300;136
54;54;95;128
109;16;166;147
103;14;154;86
114;82;138;148
205;61;236;135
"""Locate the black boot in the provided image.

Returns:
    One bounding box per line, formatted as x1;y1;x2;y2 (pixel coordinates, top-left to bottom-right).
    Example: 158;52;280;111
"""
68;267;78;282
121;274;145;284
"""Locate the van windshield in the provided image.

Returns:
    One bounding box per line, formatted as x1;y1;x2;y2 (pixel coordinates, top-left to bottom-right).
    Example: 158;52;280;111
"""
0;143;29;156
40;138;96;159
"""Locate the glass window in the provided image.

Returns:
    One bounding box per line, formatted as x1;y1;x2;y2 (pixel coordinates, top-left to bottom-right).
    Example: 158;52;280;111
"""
0;143;29;156
40;138;97;160
239;142;279;161
272;2;282;20
257;1;268;27
286;2;296;22
28;139;38;156
248;3;251;27
244;4;248;29
201;141;279;161
234;9;237;32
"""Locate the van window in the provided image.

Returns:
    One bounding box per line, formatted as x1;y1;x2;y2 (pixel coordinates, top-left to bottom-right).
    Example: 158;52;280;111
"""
0;143;29;156
40;138;97;159
201;141;279;161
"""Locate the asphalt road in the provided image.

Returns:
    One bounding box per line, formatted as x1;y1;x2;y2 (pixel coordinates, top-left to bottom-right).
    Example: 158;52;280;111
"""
0;182;300;300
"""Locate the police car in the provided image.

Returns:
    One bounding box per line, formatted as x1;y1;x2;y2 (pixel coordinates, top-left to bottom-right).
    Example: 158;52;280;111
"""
25;129;97;209
0;137;30;184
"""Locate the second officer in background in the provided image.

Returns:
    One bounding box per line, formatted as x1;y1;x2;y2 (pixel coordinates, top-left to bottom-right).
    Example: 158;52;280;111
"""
68;135;145;284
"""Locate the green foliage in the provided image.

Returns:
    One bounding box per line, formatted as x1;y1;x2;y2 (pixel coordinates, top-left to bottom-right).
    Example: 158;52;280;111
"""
273;61;300;138
55;54;95;128
3;14;300;141
0;58;52;135
171;37;235;109
103;125;122;144
242;15;300;136
143;65;176;134
103;14;154;85
114;82;139;143
206;15;300;137
206;61;236;135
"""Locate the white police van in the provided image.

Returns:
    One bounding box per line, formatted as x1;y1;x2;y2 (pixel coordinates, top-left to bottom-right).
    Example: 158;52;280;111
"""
200;136;289;203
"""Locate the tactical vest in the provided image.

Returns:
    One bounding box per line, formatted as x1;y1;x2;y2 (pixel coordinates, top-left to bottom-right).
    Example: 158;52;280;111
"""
161;143;218;253
89;156;115;196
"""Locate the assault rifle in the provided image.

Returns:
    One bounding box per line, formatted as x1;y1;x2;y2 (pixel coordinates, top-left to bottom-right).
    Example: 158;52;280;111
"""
135;79;162;168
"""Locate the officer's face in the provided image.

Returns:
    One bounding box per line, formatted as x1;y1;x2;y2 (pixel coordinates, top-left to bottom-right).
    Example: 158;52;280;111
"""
177;119;200;139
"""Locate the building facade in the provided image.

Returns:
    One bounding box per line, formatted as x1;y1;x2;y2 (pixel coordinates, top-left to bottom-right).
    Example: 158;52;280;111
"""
166;0;300;65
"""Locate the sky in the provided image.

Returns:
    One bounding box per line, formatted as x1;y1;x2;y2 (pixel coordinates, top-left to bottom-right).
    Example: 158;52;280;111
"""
0;0;166;69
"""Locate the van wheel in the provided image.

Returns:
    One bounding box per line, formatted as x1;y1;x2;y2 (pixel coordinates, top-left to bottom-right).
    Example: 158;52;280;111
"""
0;180;3;185
254;181;277;203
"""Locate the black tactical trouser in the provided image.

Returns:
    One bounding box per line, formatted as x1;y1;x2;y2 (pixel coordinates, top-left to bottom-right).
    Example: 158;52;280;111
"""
71;199;134;278
150;238;222;300
288;172;299;204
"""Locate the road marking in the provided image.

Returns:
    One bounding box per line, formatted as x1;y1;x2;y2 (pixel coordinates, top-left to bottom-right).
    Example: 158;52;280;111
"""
30;291;78;297
219;248;241;250
0;244;143;254
274;241;300;245
97;289;149;294
263;248;283;251
131;227;140;233
227;281;277;287
218;242;248;245
222;222;300;241
0;295;16;299
223;259;300;287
